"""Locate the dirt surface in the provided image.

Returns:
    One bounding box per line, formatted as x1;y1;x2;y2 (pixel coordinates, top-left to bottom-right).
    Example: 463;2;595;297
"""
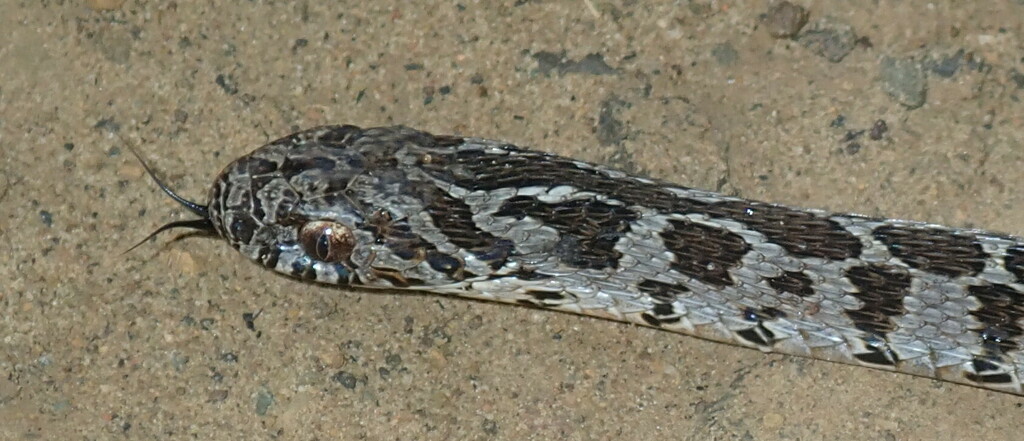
2;1;1024;440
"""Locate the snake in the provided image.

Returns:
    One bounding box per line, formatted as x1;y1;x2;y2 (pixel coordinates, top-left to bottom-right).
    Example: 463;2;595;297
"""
133;124;1024;396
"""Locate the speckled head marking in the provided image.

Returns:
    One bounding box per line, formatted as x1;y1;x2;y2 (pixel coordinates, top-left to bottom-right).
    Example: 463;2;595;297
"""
137;124;1024;396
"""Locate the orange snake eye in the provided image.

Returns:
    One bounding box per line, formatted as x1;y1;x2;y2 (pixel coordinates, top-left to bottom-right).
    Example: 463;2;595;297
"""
299;221;355;262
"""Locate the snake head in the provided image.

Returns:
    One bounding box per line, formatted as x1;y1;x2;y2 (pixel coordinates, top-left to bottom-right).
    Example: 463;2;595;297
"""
205;125;372;285
137;124;483;289
132;126;371;286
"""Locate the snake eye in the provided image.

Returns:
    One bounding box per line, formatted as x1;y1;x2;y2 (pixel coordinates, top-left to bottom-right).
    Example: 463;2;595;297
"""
299;221;355;262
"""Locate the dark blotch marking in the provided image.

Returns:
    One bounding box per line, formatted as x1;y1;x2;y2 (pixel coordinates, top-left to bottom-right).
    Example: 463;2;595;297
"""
873;225;986;278
844;264;911;336
421;186;512;269
418;146;864;262
852;334;900;367
277;156;336;179
637;281;686;327
289;259;317;281
262;248;281;269
495;196;638;270
703;202;863;260
228;215;258;244
652;303;674;316
767;271;815;297
289;259;305;277
745;307;786;320
208;180;223;219
641;304;682;327
636;279;690;303
516;299;541;309
854;348;898;366
965;358;1015;385
364;211;434;260
968;283;1024;354
640;313;664;327
659;219;749;288
471;240;515;267
250;193;266;223
517;290;576;309
242;157;279;176
735;328;774;347
364;210;469;280
301;265;316;281
1004;246;1024;283
425;251;465;280
369;268;423;288
509;268;552;281
736;307;786;347
527;290;565;302
419;148;685;212
432;134;465;147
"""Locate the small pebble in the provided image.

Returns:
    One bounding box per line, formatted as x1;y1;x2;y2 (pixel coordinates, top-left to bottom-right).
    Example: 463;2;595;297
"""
215;73;239;95
170;352;189;371
532;51;617;76
385;353;402;367
1009;69;1024;88
254;390;274;415
829;115;846;128
39;210;53;227
930;49;964;78
37;354;54;367
764;1;808;39
331;370;359;389
711;42;738;65
798;17;857;63
869;119;888;140
483;419;499;435
95;118;121;133
199;318;215;330
880;56;927;109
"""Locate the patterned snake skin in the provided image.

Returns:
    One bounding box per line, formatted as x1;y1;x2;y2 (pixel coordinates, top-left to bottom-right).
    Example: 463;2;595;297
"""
139;124;1024;395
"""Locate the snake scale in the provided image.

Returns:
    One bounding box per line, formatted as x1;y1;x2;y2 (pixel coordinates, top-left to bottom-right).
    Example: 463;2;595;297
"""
136;124;1024;396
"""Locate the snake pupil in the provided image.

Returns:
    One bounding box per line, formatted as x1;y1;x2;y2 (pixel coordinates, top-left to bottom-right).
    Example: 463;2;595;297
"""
299;221;356;263
315;231;332;260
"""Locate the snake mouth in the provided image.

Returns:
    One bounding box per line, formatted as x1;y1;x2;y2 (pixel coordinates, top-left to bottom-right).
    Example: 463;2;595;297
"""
125;146;218;253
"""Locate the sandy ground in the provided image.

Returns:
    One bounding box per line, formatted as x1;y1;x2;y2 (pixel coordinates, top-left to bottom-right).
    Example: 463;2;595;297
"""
2;1;1024;440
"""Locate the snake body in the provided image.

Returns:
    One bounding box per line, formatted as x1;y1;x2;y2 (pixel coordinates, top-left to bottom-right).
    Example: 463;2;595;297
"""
144;124;1024;395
